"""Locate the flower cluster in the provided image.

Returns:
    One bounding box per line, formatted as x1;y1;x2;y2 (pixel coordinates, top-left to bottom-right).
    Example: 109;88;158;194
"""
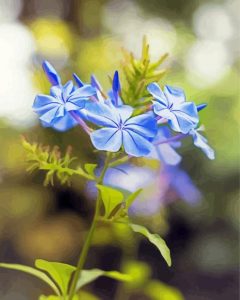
33;61;214;160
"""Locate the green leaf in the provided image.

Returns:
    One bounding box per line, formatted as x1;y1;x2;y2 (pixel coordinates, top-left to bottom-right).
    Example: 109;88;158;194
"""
84;163;97;177
35;259;75;296
145;280;184;300
129;224;171;267
96;185;124;218
0;263;60;296
39;291;99;300
125;189;142;209
76;269;132;290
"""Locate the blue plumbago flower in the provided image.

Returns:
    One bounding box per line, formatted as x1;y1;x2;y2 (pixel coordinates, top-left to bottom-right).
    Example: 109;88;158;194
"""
147;83;199;134
33;61;96;131
161;165;202;204
148;127;182;165
189;126;215;160
85;102;157;156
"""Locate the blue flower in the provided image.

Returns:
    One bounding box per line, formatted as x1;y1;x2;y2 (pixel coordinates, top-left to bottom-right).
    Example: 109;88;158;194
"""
107;71;123;106
148;127;182;165
86;103;157;156
147;83;199;134
33;61;96;131
189;127;215;160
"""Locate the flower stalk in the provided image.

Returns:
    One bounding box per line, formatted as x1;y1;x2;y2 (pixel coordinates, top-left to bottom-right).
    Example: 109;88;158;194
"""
68;153;113;299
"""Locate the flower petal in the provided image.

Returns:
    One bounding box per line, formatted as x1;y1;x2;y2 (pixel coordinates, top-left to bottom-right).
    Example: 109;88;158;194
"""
171;102;199;133
68;85;96;101
156;144;182;165
52;113;77;131
83;102;119;127
90;128;122;152
39;106;62;124
33;95;60;114
63;81;74;101
124;113;157;139
117;105;133;123
122;130;153;157
42;60;61;86
147;83;168;106
190;130;215;160
164;85;186;105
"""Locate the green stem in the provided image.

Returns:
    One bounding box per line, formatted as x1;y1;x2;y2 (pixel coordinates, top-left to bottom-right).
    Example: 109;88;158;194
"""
68;153;112;299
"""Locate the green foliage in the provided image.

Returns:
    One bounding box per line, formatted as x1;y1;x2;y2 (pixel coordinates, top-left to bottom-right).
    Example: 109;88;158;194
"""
84;163;97;177
145;280;185;300
0;262;60;296
0;259;131;298
96;184;125;218
22;138;94;185
35;260;75;297
130;224;171;267
76;269;132;290
121;36;168;107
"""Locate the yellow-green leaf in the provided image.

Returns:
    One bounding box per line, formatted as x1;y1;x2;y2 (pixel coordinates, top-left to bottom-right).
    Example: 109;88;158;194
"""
35;259;75;296
84;163;97;177
96;185;124;218
76;269;132;290
130;224;171;267
0;263;60;296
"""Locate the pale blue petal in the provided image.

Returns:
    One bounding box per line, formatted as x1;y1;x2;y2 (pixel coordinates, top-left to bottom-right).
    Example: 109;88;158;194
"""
65;100;86;111
122;130;153;157
68;85;96;101
83;102;119;127
90;128;122;152
172;102;199;133
50;86;63;101
164;85;186;105
39;106;61;124
33;95;60;114
147;83;168;106
124;113;157;139
117;105;133;123
42;60;61;86
191;131;215;160
152;101;169;115
156;144;182;165
52;114;77;131
63;81;74;101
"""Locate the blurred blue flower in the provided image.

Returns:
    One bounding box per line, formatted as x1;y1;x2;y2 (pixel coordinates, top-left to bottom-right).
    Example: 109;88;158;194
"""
33;61;96;131
189;127;215;160
148;83;199;134
101;163;201;216
148;127;182;165
87;103;157;156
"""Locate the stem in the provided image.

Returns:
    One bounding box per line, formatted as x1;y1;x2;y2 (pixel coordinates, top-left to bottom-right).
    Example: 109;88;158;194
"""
70;111;93;135
68;153;112;299
154;133;186;145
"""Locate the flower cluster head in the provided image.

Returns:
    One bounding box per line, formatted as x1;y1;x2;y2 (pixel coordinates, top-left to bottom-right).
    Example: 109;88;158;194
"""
33;61;215;161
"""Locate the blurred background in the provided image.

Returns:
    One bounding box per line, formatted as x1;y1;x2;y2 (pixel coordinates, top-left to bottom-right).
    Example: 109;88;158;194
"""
0;0;239;299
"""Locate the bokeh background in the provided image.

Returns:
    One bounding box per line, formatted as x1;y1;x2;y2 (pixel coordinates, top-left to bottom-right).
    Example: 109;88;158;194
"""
0;0;239;299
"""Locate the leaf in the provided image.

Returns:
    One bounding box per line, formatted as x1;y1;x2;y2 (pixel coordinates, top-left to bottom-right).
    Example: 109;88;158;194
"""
96;185;124;218
39;291;100;300
145;280;184;300
76;269;132;290
125;189;142;209
84;163;97;177
129;224;171;267
35;259;75;296
0;263;60;296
